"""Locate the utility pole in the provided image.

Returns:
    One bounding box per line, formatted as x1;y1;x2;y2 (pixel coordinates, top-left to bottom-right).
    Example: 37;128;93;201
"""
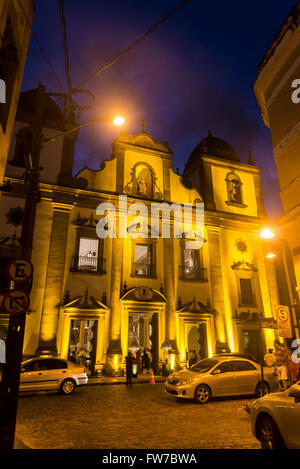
0;83;45;449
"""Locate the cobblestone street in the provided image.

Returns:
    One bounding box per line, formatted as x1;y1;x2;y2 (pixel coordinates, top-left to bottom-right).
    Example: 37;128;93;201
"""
14;383;260;449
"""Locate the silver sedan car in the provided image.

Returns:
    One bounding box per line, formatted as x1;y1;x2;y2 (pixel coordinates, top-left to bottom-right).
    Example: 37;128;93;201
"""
18;357;88;394
165;357;279;403
249;381;300;449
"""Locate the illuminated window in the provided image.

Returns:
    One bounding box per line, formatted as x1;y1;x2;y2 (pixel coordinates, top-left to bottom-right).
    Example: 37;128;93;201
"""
180;245;207;281
239;278;256;306
71;236;105;273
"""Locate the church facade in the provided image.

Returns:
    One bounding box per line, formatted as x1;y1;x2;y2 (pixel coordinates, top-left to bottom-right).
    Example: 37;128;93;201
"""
0;91;280;375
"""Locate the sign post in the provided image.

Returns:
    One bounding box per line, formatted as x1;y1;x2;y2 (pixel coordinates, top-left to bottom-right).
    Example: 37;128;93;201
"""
0;260;33;449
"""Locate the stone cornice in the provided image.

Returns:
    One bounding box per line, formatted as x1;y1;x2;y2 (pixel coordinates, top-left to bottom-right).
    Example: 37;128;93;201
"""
201;155;262;173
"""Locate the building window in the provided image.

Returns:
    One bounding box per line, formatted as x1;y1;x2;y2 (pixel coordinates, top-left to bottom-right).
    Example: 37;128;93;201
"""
0;18;19;131
239;278;256;306
132;243;155;278
71;236;105;273
180;247;207;281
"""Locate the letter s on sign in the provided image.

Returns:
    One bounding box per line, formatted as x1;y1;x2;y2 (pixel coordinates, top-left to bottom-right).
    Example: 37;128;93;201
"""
291;79;300;104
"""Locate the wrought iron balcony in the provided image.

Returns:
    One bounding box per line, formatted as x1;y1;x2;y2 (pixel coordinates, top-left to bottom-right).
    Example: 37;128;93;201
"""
132;262;156;278
179;265;208;282
70;256;106;274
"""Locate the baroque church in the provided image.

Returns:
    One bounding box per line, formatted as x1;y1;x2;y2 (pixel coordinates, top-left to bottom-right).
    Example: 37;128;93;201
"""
0;88;280;375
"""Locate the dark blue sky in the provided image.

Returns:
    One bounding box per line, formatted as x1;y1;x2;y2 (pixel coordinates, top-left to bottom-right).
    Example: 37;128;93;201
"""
21;0;296;218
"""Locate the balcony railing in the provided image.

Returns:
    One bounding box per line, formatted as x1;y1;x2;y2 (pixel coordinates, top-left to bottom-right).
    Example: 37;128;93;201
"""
70;256;106;274
132;262;156;278
179;265;208;282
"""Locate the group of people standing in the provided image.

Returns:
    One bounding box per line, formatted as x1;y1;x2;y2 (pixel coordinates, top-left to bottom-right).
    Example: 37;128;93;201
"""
264;339;300;390
125;348;152;386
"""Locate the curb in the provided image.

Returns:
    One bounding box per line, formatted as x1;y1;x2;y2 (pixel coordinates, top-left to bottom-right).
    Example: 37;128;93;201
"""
87;376;167;386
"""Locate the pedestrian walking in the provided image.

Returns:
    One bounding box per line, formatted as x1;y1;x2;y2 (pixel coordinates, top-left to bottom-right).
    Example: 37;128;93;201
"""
142;348;150;374
264;348;276;368
125;351;133;386
288;349;298;385
274;340;289;391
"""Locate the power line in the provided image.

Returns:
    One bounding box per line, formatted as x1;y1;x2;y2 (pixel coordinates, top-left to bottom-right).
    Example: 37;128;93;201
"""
16;0;66;92
58;0;72;93
73;0;192;90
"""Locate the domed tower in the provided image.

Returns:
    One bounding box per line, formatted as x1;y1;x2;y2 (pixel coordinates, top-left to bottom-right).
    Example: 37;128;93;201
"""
183;130;266;218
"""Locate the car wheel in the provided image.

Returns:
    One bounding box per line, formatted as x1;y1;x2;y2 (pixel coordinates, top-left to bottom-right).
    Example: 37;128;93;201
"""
255;381;270;398
257;415;285;449
194;384;211;404
60;379;76;395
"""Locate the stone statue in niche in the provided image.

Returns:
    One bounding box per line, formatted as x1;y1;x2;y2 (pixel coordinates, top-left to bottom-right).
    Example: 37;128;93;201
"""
228;178;242;203
137;176;147;196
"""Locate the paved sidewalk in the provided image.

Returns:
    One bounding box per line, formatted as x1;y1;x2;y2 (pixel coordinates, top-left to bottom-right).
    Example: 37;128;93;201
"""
87;374;167;385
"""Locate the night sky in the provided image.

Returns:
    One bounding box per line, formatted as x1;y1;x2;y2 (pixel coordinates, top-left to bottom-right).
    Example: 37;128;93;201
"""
20;0;296;218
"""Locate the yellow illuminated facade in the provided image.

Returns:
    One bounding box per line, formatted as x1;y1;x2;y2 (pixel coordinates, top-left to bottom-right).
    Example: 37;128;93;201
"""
0;93;280;374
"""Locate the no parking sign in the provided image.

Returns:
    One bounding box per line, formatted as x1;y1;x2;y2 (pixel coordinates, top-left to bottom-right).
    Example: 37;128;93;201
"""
2;290;30;316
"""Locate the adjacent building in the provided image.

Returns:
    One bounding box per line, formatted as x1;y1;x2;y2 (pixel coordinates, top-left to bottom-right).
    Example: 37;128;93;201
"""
0;87;281;375
253;0;300;338
0;0;34;189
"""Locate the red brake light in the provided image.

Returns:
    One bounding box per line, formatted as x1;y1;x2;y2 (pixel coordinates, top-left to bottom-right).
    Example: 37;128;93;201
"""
83;367;86;373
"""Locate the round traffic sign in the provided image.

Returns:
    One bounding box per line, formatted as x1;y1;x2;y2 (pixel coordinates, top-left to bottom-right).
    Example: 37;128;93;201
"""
7;258;34;283
2;289;30;316
276;305;289;322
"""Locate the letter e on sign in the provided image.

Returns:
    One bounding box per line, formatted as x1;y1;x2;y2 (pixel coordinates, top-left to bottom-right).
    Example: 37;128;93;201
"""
7;258;34;283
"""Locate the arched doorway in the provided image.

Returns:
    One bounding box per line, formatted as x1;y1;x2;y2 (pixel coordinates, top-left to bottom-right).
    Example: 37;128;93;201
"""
121;286;166;374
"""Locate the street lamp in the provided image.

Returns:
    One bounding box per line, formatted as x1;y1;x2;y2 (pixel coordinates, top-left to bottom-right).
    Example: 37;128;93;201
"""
259;228;300;340
42;115;125;146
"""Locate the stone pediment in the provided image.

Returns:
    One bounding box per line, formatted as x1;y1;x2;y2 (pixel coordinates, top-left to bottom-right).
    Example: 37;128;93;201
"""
62;288;109;310
178;298;214;316
113;131;173;156
121;286;166;303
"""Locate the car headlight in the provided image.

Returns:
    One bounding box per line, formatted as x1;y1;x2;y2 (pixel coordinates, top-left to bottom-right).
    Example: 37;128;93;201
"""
177;379;196;386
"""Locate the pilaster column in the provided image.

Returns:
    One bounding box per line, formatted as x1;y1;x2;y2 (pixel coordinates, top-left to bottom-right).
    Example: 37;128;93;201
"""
207;227;229;352
163;236;177;349
37;202;72;355
105;236;123;374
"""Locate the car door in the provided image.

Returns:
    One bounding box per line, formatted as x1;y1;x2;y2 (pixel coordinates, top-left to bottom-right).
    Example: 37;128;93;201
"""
280;384;300;448
212;361;239;396
20;359;47;391
233;360;259;395
38;359;64;390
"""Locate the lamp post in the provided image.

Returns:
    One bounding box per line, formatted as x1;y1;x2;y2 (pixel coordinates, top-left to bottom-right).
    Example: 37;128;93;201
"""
42;115;125;146
0;97;125;448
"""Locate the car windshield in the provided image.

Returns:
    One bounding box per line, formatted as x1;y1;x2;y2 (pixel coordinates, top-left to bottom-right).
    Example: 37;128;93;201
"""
189;358;220;373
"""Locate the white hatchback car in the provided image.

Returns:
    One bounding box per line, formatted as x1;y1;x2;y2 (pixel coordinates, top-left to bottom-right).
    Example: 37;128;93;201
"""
18;357;88;394
249;381;300;449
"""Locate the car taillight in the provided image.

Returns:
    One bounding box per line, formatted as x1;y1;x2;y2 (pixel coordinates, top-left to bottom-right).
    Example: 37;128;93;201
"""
83;367;86;373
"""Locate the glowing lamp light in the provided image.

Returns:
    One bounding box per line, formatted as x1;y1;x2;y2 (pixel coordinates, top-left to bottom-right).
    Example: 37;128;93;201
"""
113;116;125;126
266;252;276;259
259;228;275;239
